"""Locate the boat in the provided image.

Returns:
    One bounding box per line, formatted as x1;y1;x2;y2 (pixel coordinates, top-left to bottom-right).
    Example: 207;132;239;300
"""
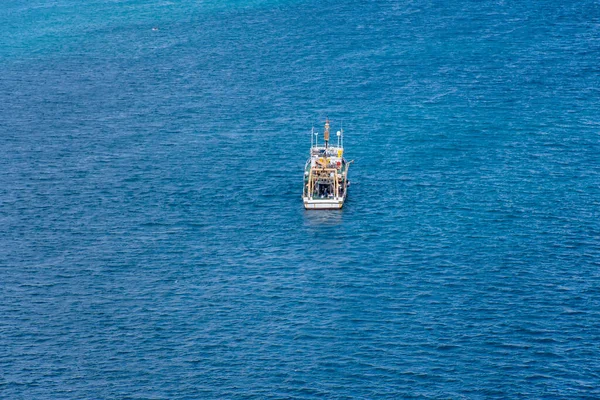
303;118;352;209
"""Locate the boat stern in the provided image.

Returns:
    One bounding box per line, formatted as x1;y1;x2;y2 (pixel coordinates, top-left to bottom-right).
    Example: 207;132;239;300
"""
303;197;344;210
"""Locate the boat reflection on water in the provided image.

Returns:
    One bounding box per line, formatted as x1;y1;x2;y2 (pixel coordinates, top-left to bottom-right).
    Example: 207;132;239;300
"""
303;208;344;227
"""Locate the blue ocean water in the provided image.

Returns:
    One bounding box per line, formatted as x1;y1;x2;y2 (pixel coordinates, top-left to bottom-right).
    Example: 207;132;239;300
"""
1;0;600;398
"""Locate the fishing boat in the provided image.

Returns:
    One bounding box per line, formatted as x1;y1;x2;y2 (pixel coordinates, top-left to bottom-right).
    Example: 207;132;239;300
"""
303;118;352;209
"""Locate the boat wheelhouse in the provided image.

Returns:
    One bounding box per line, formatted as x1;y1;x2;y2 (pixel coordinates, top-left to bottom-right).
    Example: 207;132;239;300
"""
303;119;351;210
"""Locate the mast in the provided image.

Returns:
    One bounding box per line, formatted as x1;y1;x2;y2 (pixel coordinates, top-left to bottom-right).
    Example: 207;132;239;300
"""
324;117;330;149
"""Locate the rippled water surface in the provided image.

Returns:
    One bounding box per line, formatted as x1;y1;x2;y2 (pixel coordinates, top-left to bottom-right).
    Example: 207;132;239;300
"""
2;0;600;398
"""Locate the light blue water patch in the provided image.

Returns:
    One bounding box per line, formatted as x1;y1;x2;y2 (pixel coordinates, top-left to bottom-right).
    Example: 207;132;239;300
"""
0;0;293;58
1;0;600;398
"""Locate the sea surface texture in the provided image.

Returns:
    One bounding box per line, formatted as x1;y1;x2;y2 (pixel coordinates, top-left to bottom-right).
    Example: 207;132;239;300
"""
1;0;600;398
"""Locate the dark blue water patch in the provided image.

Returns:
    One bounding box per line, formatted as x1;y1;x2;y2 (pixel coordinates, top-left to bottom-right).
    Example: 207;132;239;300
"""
1;0;600;398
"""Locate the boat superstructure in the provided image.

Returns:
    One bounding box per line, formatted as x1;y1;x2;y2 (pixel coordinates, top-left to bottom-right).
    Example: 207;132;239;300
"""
303;119;351;209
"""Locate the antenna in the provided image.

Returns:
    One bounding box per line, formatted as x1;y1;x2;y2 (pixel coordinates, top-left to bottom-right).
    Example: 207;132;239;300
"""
311;126;314;149
324;117;330;149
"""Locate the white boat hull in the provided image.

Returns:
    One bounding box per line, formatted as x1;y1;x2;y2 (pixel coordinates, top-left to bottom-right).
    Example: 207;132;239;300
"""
303;197;345;209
